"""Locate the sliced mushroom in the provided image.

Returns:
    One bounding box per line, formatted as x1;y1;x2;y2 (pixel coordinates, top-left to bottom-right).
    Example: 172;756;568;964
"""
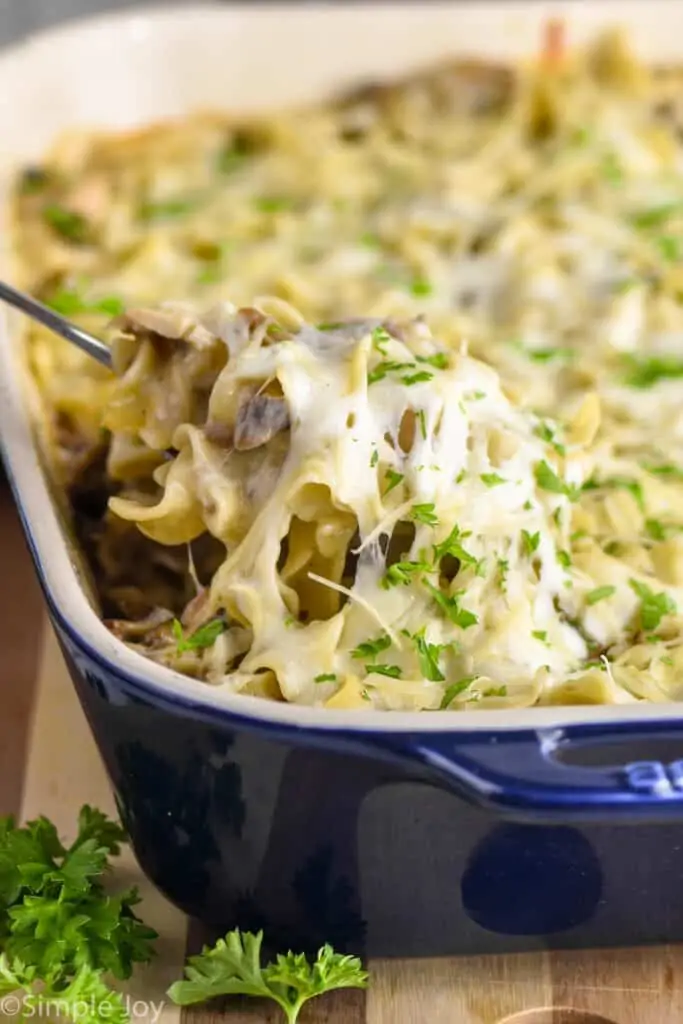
234;392;290;451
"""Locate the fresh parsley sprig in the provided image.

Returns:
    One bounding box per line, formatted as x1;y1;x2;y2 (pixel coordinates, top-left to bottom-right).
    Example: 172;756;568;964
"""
167;929;368;1023
0;808;157;1022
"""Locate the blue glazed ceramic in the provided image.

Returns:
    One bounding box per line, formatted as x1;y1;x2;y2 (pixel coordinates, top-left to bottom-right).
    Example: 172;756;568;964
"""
4;2;683;960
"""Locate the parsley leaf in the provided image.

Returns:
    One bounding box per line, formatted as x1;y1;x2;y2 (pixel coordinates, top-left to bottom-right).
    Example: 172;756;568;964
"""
254;196;292;214
0;957;129;1024
534;422;566;456
173;618;226;653
371;326;391;353
314;673;337;683
480;473;505;487
440;677;476;709
411;503;438;527
42;205;88;243
521;530;540;556
416;353;448;369
630;203;682;229
433;525;479;569
370;448;379;468
168;929;368;1023
656;234;681;262
401;370;433;386
383;468;404;494
410;278;432;298
623;355;683;389
139;198;197;220
535;461;579;500
412;630;445;682
642;462;683;481
629;579;676;632
351;634;391;660
366;664;402;679
382;560;430;588
586;585;616;606
423;581;478;628
417;409;427;440
46;290;124;318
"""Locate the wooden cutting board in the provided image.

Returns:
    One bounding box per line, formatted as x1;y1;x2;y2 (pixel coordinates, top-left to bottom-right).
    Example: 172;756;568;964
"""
1;487;681;1024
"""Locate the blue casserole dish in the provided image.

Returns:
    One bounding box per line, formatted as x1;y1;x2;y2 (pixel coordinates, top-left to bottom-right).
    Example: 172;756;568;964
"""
2;3;683;959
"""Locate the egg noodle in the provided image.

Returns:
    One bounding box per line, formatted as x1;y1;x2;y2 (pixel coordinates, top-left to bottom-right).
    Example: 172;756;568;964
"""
12;25;683;709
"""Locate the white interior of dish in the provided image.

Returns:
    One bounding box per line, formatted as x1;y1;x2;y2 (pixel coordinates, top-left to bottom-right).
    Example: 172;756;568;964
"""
2;1;683;732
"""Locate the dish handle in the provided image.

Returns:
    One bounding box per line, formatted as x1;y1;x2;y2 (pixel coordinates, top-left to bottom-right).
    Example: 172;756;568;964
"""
382;721;683;820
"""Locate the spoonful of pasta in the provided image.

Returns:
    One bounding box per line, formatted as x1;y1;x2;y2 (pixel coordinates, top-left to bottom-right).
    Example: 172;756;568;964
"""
0;279;112;368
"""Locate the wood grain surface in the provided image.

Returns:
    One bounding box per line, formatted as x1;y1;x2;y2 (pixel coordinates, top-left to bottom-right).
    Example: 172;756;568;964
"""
1;485;682;1024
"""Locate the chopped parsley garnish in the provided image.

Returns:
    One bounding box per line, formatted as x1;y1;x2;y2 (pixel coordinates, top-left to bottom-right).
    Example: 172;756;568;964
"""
535;461;579;500
417;409;427;440
317;321;347;331
360;232;380;248
254;195;292;213
440;676;476;709
314;673;337;683
629;579;676;633
645;519;667;541
623;354;683;389
528;347;574;363
642;462;683;481
601;153;623;184
480;472;505;487
401;369;433;386
556;549;572;569
217;137;252;174
46;289;124;317
412;630;446;682
656;234;681;262
497;557;509;591
411;503;438;526
455;469;467;484
351;634;391;660
410;278;433;298
532;630;548;642
366;664;402;679
534;422;566;456
42;204;88;242
371;326;391;352
382;559;430;588
367;360;413;385
424;581;478;628
416;353;448;369
139;198;196;220
630;203;682;229
586;585;616;606
482;685;508;698
433;524;478;568
521;530;541;556
383;468;404;494
173;617;227;653
370;448;379;468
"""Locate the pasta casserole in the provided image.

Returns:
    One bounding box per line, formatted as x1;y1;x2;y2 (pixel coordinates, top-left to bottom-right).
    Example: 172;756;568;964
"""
11;26;683;710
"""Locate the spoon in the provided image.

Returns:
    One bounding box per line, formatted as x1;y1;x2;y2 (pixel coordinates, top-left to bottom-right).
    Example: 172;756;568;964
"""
0;280;112;368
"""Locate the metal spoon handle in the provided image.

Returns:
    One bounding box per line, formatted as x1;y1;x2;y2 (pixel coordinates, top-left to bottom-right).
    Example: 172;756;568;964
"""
0;279;112;368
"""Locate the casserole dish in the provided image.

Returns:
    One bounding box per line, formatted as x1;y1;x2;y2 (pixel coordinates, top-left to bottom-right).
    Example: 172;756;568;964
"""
3;1;683;957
